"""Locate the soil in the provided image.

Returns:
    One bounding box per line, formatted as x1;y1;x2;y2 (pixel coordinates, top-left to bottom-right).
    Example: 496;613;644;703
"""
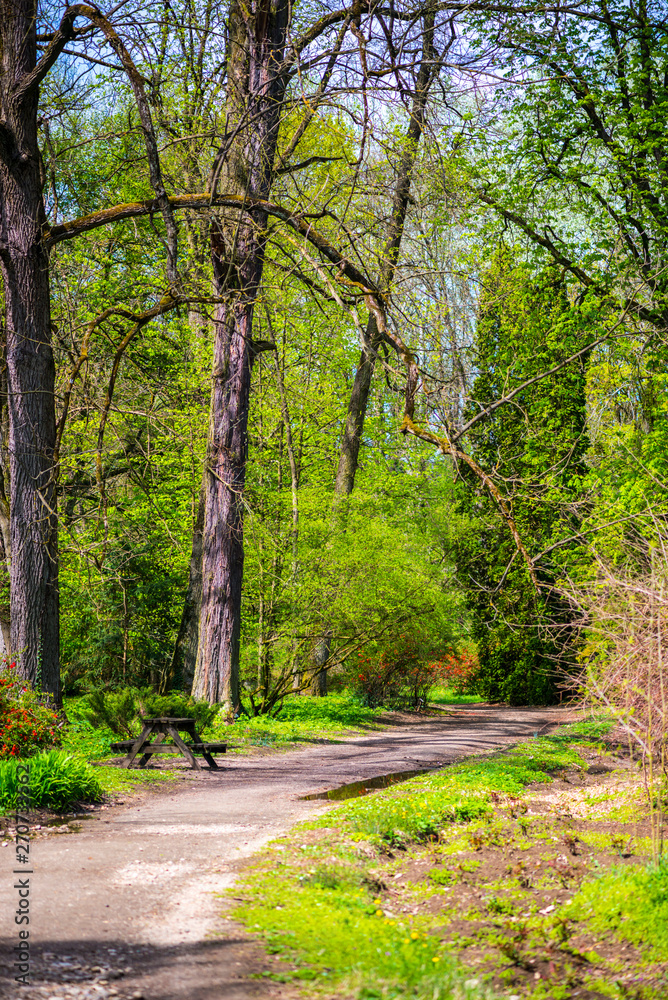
0;704;577;1000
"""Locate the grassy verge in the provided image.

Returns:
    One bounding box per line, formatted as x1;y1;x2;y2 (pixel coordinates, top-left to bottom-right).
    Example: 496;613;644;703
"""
228;718;667;999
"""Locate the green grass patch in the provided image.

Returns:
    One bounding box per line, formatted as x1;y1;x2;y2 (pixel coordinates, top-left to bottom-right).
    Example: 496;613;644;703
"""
0;751;102;811
237;851;495;998
92;764;181;799
429;686;483;705
564;861;668;959
62;697;117;759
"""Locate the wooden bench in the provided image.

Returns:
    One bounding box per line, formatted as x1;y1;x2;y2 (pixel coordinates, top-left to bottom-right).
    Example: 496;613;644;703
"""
111;718;226;770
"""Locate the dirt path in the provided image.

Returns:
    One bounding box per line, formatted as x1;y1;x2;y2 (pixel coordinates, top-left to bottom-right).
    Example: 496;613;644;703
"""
0;705;578;1000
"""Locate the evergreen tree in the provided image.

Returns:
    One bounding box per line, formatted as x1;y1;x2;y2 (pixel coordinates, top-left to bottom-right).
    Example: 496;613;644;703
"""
455;257;590;703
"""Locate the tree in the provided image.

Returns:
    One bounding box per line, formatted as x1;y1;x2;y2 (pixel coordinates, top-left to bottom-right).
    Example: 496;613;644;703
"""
454;257;591;702
467;0;668;332
180;0;464;705
0;0;189;701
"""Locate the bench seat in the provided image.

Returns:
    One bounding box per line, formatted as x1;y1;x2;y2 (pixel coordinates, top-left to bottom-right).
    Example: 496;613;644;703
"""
111;739;227;755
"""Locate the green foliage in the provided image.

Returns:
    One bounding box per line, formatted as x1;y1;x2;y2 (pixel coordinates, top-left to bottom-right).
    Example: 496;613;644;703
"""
60;698;118;760
454;258;592;703
0;662;61;759
81;687;219;738
565;862;668;959
0;751;102;811
215;692;384;750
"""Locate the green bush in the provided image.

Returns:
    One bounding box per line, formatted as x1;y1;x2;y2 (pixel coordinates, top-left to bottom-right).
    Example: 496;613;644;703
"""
0;751;102;811
82;686;219;737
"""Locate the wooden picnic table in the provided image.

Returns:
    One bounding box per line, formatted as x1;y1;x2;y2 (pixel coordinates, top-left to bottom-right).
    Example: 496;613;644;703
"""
110;717;226;770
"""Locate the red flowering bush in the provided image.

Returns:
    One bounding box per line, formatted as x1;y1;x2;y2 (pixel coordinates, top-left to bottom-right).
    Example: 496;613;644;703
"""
428;650;478;695
0;661;61;759
353;633;455;708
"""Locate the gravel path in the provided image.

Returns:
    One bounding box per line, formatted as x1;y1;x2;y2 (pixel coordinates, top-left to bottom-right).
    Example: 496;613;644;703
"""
0;704;578;1000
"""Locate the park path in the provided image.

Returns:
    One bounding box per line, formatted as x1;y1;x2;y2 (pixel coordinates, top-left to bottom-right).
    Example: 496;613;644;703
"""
0;704;578;1000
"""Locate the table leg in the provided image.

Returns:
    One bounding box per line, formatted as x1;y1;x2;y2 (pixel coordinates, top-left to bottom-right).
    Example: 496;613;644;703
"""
167;726;201;770
121;723;153;769
191;726;219;770
139;730;164;767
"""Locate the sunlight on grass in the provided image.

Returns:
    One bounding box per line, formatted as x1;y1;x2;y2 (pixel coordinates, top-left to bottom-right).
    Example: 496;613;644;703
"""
208;693;385;752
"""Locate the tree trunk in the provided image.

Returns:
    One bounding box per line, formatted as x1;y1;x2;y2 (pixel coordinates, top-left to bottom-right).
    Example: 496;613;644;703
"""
0;1;60;701
310;631;331;697
190;0;289;706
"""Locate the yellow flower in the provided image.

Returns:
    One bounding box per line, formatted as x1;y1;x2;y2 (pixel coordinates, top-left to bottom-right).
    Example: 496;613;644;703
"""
411;932;420;940
432;956;440;963
376;909;383;916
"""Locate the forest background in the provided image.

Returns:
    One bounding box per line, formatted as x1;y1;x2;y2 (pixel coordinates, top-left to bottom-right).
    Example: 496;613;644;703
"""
1;0;667;730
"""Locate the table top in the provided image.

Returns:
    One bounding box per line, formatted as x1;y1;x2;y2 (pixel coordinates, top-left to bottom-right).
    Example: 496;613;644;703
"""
142;717;197;726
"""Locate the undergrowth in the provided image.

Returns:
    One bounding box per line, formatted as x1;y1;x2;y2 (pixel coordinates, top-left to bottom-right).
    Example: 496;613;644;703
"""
565;861;668;959
0;751;102;811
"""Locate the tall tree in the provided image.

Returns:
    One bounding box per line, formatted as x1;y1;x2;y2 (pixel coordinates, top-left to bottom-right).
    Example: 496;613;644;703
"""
0;0;183;700
0;0;59;695
333;7;439;501
454;257;590;703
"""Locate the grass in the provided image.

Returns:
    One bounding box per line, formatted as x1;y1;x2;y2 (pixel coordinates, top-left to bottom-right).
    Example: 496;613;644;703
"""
0;751;103;811
228;715;668;999
430;686;483;706
62;697;118;759
564;861;668;959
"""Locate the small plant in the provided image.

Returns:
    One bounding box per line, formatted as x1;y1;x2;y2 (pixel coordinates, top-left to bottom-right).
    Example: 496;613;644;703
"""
486;895;515;916
0;750;102;811
429;868;455;885
0;660;61;759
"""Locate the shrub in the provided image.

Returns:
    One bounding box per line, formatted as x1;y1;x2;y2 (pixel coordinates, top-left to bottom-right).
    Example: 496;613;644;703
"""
0;661;61;759
353;634;454;708
430;650;478;695
82;686;219;737
0;751;102;811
